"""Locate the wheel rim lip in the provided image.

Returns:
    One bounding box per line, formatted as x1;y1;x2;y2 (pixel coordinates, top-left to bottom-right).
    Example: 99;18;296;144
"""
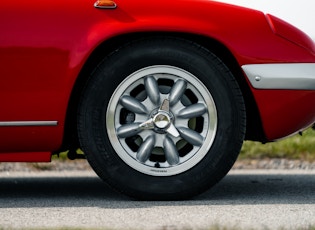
106;65;217;176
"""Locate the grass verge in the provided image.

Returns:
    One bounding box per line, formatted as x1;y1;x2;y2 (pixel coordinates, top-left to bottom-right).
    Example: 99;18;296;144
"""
240;127;315;161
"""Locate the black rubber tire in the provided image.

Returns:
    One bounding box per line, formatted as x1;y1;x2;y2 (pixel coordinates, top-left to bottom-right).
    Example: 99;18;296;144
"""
78;36;246;200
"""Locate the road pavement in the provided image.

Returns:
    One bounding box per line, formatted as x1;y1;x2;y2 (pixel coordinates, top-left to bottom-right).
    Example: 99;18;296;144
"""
0;169;315;229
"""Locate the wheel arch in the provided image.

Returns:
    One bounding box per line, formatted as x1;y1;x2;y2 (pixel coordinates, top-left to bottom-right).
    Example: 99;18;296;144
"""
61;32;266;152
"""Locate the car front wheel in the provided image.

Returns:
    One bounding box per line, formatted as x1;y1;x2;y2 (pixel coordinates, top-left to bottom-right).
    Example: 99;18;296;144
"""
78;37;246;200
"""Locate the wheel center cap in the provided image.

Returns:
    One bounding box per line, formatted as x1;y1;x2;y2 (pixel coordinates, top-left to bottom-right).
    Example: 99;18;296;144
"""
153;112;171;129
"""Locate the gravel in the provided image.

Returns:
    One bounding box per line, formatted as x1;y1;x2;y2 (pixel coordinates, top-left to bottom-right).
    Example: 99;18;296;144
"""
233;158;315;170
0;159;92;172
1;158;315;172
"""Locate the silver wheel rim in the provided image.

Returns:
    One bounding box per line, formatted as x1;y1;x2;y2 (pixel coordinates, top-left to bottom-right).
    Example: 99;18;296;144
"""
106;65;217;176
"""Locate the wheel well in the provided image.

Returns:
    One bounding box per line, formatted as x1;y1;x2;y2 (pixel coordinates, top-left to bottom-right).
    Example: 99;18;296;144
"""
61;33;266;152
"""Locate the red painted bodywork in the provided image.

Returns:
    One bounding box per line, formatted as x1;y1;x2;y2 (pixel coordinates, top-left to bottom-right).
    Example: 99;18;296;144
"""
0;0;315;161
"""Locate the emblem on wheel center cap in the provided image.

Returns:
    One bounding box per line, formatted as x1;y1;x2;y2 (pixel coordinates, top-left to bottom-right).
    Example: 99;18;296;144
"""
153;112;171;129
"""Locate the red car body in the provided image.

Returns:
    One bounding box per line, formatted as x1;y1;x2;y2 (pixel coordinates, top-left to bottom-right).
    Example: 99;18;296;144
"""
0;1;315;167
0;0;315;161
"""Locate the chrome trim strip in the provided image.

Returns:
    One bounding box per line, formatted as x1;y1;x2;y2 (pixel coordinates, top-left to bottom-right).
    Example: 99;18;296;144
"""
0;121;58;127
242;63;315;90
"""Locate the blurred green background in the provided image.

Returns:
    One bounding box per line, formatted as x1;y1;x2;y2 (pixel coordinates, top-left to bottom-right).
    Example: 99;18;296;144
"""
240;127;315;161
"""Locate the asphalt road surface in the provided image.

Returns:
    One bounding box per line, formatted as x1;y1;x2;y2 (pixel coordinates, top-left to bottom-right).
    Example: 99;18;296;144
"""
1;170;315;230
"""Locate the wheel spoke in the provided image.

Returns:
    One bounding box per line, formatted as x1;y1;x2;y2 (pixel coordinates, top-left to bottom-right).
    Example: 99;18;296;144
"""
177;127;204;146
117;123;142;138
136;135;155;163
120;95;148;114
178;103;207;119
169;79;187;106
144;76;160;105
164;136;180;165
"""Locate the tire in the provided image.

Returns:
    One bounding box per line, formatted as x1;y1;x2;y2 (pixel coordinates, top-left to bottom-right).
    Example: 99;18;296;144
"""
78;37;246;200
